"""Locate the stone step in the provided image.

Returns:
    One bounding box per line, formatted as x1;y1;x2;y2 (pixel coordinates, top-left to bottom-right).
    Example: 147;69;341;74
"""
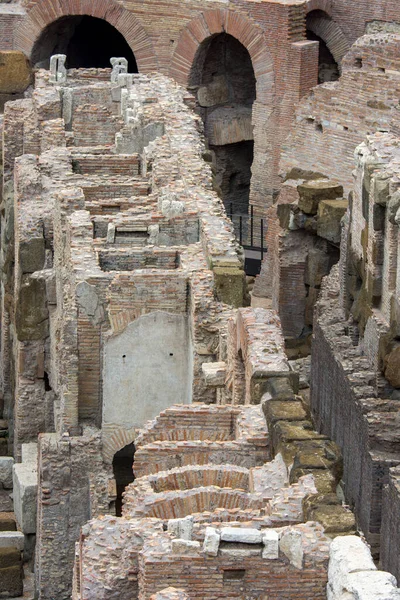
0;512;16;532
0;531;24;551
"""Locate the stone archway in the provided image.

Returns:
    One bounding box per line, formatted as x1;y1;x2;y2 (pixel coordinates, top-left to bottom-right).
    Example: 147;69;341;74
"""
14;0;158;72
170;9;274;106
170;9;275;220
306;10;350;73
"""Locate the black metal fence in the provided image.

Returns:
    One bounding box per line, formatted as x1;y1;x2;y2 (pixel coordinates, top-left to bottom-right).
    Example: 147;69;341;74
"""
229;204;267;276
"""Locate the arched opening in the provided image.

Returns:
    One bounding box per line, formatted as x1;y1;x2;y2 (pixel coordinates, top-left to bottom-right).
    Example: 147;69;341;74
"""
31;15;138;71
306;11;341;83
306;30;339;83
190;33;256;216
112;442;135;517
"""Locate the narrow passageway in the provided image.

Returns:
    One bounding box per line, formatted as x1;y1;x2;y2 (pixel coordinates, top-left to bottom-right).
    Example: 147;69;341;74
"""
112;443;135;517
190;33;256;216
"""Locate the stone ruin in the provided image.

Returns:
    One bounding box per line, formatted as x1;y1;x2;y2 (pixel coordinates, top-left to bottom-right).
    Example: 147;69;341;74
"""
0;1;399;600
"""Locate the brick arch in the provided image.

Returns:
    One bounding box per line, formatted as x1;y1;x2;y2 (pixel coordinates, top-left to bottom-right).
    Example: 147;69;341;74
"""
169;9;274;105
306;13;350;68
14;0;158;72
305;0;333;18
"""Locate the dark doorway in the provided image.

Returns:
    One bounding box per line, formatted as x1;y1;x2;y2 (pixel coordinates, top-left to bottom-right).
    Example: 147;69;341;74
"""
112;442;135;517
190;33;256;217
31;16;137;71
306;30;339;83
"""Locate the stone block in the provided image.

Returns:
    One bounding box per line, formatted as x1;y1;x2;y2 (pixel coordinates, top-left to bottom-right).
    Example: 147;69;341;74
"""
13;462;37;534
197;75;229;107
0;532;24;551
213;267;245;308
19;238;45;274
308;504;356;535
171;539;200;555
384;346;400;388
305;246;331;287
203;527;220;556
220;527;262;544
202;362;226;387
0;438;8;457
346;570;400;599
0;490;12;512
279;529;303;569
0;547;21;569
0;512;16;532
298;180;343;215
0;457;13;489
262;530;279;559
264;400;308;426
0;51;32;94
0;564;23;597
21;443;38;465
16;277;49;341
167;516;193;541
328;536;376;598
317;199;348;244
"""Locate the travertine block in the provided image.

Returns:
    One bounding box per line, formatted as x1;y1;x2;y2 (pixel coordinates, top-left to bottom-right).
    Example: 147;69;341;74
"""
262;530;279;559
317;199;348;244
0;458;13;489
220;527;262;544
202;362;226;387
0;532;24;551
279;529;303;569
298;180;343;215
203;527;220;556
13;462;37;534
171;539;200;555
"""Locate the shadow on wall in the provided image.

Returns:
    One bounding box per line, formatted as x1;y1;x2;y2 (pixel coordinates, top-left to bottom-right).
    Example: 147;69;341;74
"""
31;15;138;70
113;442;135;517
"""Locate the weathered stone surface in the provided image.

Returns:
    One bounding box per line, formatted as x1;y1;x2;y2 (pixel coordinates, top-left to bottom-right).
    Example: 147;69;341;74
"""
309;504;356;534
0;457;13;489
203;527;220;556
279;529;303;569
0;564;23;597
19;238;45;274
263;400;308;425
197;75;229;107
317;199;348;244
0;547;21;569
262;529;279;559
0;51;32;94
298;180;343;215
202;362;226;387
0;512;16;532
0;532;24;551
384;346;400;388
13;462;37;534
15;277;48;341
168;516;193;541
214;266;245;308
171;539;200;555
205;106;253;145
220;527;262;544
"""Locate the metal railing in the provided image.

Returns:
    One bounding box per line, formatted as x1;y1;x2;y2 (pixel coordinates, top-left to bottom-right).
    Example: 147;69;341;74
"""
229;204;267;275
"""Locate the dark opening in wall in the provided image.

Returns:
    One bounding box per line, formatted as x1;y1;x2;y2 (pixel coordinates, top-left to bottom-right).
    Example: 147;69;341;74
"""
31;16;138;71
190;33;256;217
306;30;339;83
112;442;135;517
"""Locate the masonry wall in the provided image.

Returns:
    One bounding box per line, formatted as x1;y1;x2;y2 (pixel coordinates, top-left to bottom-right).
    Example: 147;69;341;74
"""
139;551;328;600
